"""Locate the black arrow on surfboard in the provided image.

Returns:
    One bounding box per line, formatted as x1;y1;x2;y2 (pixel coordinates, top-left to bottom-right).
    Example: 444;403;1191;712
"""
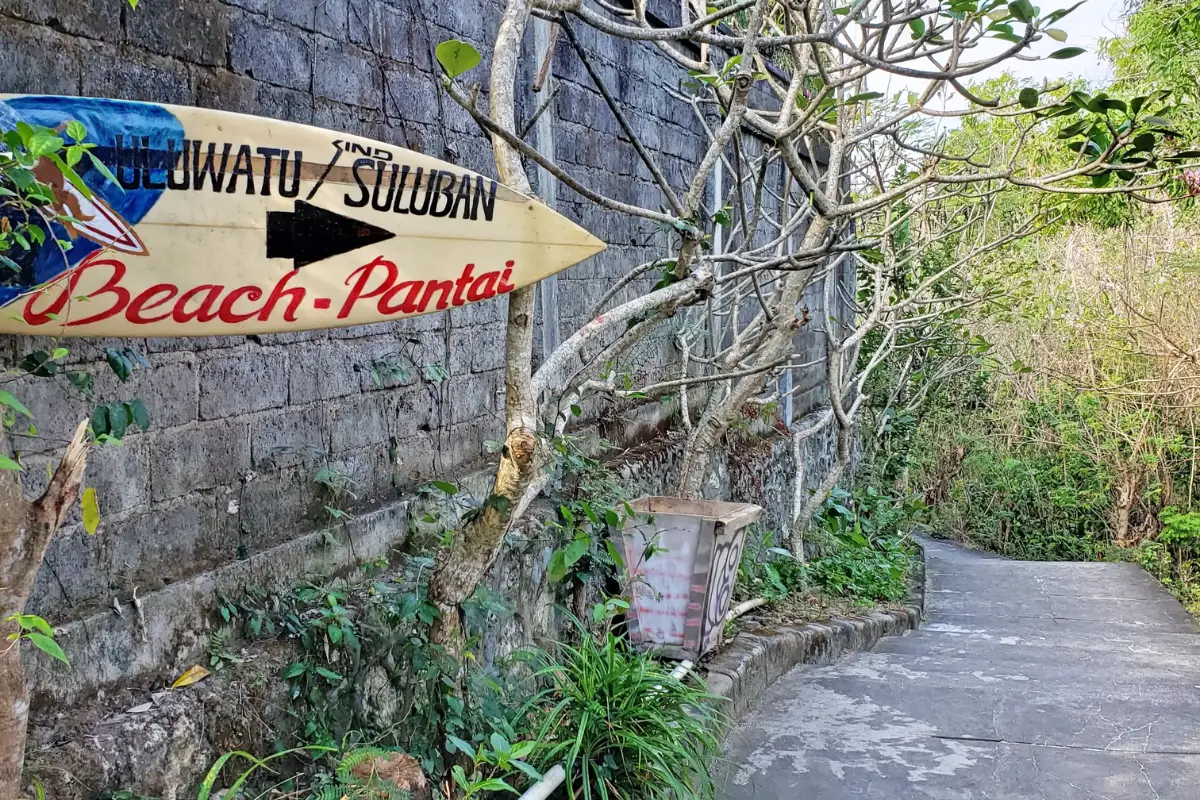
266;200;395;269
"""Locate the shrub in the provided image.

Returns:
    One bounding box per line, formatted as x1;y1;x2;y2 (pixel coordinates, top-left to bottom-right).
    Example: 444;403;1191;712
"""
519;630;724;800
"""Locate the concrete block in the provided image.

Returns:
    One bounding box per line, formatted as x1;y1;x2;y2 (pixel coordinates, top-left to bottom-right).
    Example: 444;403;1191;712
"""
20;436;151;519
349;0;419;64
326;441;394;502
256;82;315;124
389;429;438;486
393;384;439;434
96;357;199;430
230;13;313;91
79;40;195;105
224;0;268;12
271;0;347;37
0;0;121;41
233;466;318;552
328;393;390;453
125;0;231;66
150;420;251;500
314;37;382;109
287;338;363;404
26;523;107;618
313;97;388;142
198;348;288;419
0;17;81;94
145;336;246;353
383;65;439;125
447;370;498;426
105;493;218;594
251;403;328;467
194;68;260;114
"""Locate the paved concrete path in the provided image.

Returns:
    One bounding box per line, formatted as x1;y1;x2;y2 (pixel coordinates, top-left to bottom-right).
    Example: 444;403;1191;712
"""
719;537;1200;799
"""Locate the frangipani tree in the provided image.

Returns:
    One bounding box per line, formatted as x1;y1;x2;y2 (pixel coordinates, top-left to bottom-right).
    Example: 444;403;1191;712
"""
423;0;1198;645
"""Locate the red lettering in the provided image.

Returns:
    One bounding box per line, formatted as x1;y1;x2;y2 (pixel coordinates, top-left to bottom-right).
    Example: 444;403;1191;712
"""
68;259;130;326
340;256;397;319
259;270;306;322
419;279;453;312
126;283;178;324
217;285;264;323
380;280;423;315
466;272;499;302
23;254;130;327
497;260;517;293
23;275;75;326
173;285;224;323
452;264;475;306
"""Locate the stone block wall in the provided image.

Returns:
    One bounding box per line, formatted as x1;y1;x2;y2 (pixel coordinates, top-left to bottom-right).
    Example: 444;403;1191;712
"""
0;0;847;707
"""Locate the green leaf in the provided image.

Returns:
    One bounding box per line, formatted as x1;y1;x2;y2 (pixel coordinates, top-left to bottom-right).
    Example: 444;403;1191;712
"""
129;399;151;431
282;662;306;679
1143;115;1173;129
327;623;343;644
65;120;87;143
0;390;33;419
1007;0;1034;22
435;39;482;79
1133;132;1156;151
28;131;64;158
105;348;133;381
107;403;129;439
19;351;58;377
563;537;590;570
1044;27;1067;41
1048;46;1086;59
81;486;100;535
1019;88;1039;109
0;456;22;472
90;404;109;437
845;91;884;104
489;732;510;754
472;779;515;793
27;631;68;665
314;666;343;683
547;549;568;583
908;18;925;38
447;734;476;756
20;614;54;638
85;150;119;188
431;480;458;495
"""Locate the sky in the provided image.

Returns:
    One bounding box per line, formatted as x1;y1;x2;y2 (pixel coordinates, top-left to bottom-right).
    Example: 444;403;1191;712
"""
871;0;1128;108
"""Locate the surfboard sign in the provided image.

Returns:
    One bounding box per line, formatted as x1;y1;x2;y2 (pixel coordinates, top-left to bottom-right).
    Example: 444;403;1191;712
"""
0;95;605;337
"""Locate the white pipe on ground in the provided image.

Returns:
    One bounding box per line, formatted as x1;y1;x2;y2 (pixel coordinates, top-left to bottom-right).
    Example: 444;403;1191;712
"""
671;659;695;681
516;764;566;800
726;597;766;622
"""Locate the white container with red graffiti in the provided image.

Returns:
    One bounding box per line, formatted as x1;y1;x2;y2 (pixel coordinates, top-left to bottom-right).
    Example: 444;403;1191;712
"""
620;496;763;661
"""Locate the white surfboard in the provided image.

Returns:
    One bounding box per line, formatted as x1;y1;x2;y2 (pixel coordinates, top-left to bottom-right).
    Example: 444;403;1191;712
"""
0;95;605;337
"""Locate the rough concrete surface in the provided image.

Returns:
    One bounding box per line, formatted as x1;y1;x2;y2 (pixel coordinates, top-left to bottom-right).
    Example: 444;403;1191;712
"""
719;537;1200;799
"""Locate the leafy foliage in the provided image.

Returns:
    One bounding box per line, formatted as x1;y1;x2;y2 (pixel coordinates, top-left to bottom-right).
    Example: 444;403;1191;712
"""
5;612;68;665
518;629;725;800
804;489;919;603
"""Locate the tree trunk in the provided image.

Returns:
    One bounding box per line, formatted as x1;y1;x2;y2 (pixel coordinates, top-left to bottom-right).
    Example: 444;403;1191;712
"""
1112;471;1138;547
0;419;89;799
675;216;831;498
427;0;536;651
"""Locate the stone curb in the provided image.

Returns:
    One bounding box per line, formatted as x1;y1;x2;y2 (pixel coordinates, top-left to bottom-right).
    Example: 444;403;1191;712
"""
703;540;927;724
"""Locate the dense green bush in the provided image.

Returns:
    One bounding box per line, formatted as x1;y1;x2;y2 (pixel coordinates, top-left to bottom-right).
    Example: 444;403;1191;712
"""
519;630;724;800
